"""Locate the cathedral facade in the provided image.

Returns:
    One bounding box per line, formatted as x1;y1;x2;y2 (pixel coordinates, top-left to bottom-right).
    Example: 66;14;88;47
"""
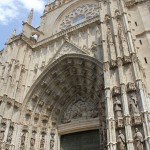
0;0;150;150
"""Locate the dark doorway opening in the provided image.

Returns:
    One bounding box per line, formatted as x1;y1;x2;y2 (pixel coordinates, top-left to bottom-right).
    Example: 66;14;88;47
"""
60;130;100;150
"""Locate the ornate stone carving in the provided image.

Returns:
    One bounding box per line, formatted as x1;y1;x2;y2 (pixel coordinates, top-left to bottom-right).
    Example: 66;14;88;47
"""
54;42;85;62
117;130;126;150
0;121;6;141
6;124;14;144
40;135;45;149
60;4;99;30
112;86;121;96
123;55;131;65
20;132;26;150
30;132;36;149
104;14;111;24
134;128;144;150
114;97;123;118
127;82;136;92
129;93;139;116
90;41;97;53
62;96;98;123
50;131;55;150
114;9;121;19
132;114;142;125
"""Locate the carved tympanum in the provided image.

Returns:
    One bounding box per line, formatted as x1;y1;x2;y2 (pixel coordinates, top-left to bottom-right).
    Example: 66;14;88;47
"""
62;96;98;123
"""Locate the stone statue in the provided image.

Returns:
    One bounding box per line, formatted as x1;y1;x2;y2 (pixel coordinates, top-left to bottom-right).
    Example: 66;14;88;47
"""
30;132;35;149
20;132;26;149
107;26;113;44
40;135;45;149
117;130;126;150
7;126;14;144
0;123;6;141
134;128;144;150
129;93;139;115
50;139;54;149
118;20;125;40
114;97;122;118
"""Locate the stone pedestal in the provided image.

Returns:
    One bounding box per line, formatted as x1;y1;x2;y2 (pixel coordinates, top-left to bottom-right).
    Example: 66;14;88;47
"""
116;117;124;128
132;114;142;125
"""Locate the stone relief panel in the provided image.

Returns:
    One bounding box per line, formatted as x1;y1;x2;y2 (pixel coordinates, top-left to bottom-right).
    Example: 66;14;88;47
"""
52;42;85;62
60;4;99;30
62;96;98;123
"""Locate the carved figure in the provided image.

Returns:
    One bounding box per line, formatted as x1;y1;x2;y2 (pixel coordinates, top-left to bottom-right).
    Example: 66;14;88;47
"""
134;128;144;150
114;97;122;118
20;132;26;149
117;130;126;150
40;135;45;149
107;26;113;44
62;96;98;123
50;139;54;149
118;20;125;40
7;126;14;144
30;132;35;149
129;93;139;115
0;123;6;141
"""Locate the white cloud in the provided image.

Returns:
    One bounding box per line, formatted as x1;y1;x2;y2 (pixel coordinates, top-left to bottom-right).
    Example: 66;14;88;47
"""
0;0;45;25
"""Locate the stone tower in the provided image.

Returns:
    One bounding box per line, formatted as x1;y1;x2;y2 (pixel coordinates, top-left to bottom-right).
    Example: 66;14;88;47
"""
0;0;150;150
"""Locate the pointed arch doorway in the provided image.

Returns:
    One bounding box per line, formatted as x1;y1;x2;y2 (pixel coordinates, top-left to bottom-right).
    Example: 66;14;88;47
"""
21;54;106;150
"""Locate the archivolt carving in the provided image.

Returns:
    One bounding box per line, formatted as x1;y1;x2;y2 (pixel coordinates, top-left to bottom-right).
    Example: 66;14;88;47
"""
60;4;99;30
62;95;98;123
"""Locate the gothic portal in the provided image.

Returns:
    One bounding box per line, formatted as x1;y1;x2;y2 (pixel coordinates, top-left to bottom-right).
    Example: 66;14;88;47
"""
0;0;150;150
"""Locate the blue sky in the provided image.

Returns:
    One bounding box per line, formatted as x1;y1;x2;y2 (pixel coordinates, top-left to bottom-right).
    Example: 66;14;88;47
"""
0;0;55;50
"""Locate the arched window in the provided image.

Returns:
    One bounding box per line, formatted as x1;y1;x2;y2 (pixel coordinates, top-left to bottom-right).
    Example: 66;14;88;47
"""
72;15;85;25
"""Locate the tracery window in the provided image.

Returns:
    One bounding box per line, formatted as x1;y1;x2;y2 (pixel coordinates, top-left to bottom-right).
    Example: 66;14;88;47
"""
72;14;85;25
60;4;99;30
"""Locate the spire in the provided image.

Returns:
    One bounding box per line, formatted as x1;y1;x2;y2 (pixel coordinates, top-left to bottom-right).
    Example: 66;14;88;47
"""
27;8;34;25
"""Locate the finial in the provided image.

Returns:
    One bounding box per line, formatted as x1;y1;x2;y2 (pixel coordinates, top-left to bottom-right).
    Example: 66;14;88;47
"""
7;29;16;43
27;8;34;25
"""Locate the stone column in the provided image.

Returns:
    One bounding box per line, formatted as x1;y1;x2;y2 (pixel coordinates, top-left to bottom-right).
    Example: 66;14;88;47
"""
119;0;150;149
98;1;117;149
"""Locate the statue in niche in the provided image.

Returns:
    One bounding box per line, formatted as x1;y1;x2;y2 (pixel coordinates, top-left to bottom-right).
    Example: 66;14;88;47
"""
118;20;125;40
114;97;123;118
134;128;144;150
117;130;126;150
20;132;26;150
0;123;6;141
30;132;35;149
107;26;113;44
129;93;139;115
40;135;45;149
50;132;55;150
50;139;54;149
7;126;14;144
